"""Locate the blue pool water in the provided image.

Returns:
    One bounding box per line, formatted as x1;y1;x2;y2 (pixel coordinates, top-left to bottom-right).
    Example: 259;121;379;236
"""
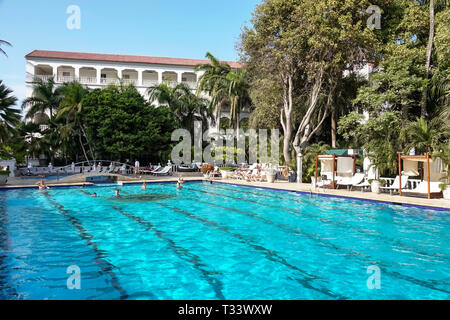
0;181;449;300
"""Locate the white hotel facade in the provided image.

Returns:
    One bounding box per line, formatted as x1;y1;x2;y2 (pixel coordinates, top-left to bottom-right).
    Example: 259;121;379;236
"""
25;50;244;123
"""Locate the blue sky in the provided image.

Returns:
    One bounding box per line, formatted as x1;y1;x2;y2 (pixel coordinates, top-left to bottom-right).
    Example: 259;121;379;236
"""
0;0;259;104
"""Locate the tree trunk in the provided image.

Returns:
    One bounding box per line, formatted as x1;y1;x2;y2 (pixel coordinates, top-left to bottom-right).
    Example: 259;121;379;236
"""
280;74;294;164
78;134;90;163
421;0;435;118
80;124;95;161
331;110;336;148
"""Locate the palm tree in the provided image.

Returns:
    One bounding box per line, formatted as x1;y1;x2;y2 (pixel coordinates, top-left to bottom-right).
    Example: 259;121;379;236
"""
147;82;212;134
0;80;21;143
195;52;232;129
21;77;64;123
404;117;444;154
225;68;251;130
56;82;93;162
0;40;11;57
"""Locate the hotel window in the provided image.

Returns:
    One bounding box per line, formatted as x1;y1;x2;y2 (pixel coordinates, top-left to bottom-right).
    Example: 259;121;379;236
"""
123;74;130;79
62;72;71;77
101;74;106;78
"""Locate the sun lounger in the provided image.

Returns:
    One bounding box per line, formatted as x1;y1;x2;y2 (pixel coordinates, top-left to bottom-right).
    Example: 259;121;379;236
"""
153;166;172;176
402;181;443;198
145;166;161;175
380;175;409;195
337;173;365;190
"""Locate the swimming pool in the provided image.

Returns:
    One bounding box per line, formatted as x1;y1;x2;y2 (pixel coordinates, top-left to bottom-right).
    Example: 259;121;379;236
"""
0;181;449;299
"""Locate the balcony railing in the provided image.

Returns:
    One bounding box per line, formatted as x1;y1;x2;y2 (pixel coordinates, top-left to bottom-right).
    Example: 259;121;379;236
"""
121;79;138;85
57;76;75;83
79;76;97;84
27;74;198;89
29;74;53;82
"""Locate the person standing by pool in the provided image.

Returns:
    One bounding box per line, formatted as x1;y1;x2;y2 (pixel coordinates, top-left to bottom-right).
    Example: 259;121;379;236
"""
135;159;140;175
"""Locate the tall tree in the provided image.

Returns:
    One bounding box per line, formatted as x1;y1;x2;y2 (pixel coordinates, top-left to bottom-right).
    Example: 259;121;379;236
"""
56;82;93;162
422;0;436;118
148;82;212;135
21;77;63;123
0;80;21;143
195;52;232;129
240;0;303;163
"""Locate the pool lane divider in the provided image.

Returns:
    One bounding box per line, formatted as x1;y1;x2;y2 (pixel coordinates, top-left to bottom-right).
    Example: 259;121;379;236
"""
181;185;450;296
41;192;131;300
209;184;444;260
212;181;450;212
110;205;225;300
154;201;346;299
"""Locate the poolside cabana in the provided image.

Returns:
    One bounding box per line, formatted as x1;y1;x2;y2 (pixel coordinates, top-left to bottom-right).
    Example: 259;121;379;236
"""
315;152;357;189
398;153;445;199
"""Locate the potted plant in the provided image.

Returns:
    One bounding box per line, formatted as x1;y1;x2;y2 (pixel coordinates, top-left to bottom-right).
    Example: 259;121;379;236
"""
200;164;214;178
0;170;10;185
438;171;450;200
434;148;450;200
368;179;386;194
219;166;234;179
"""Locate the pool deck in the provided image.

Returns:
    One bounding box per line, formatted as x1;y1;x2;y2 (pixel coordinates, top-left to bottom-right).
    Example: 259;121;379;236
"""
1;175;449;211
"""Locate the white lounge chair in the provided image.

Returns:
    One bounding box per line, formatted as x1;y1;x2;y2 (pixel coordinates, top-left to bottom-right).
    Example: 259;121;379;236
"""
153;166;172;176
402;181;443;198
144;166;161;174
337;173;365;190
380;175;409;195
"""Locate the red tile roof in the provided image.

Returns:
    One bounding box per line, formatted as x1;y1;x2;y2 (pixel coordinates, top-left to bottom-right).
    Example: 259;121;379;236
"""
25;50;242;68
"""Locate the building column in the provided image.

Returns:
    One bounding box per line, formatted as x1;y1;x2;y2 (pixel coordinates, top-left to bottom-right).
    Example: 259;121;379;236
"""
177;72;182;83
137;70;143;86
53;65;58;81
96;68;101;84
74;67;80;81
157;71;163;84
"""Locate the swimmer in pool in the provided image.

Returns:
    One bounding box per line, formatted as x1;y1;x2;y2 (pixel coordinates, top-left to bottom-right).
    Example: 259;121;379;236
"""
176;182;182;190
141;182;147;190
37;180;50;190
92;192;97;197
115;189;120;197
